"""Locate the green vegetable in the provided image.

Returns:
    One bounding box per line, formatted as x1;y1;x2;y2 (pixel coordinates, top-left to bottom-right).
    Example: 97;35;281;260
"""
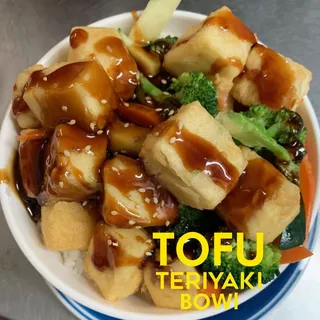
129;0;182;42
147;35;178;57
118;28;161;76
140;72;219;117
202;236;281;287
216;105;307;184
279;199;306;250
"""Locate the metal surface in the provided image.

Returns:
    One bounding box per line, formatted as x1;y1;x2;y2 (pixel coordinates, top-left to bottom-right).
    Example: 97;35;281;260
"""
0;0;319;319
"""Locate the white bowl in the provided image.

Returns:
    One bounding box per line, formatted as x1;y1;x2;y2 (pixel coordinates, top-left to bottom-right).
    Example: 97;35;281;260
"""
1;11;320;320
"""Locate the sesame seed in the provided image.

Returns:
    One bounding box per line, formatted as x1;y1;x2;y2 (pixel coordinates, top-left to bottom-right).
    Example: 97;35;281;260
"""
153;197;158;204
135;226;142;229
154;132;160;137
166;220;170;227
101;99;107;104
43;76;47;81
111;211;118;216
132;94;136;99
68;119;76;125
169;137;176;144
64;150;71;157
163;92;170;95
90;122;95;131
168;110;175;116
121;150;127;154
124;102;130;107
128;220;136;225
111;167;119;173
145;197;150;203
145;251;152;256
161;79;167;84
62;105;68;112
97;130;104;135
82;201;88;206
113;242;119;246
107;239;112;245
178;120;184;131
145;96;152;100
152;212;159;218
59;181;64;188
136;204;142;209
161;200;165;207
164;108;169;112
85;145;91;151
124;123;129;128
69;84;74;88
155;108;163;112
138;188;146;193
157;185;161;189
146;239;152;244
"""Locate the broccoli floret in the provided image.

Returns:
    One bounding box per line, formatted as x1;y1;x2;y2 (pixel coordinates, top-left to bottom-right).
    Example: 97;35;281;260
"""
217;105;307;184
148;35;178;57
202;236;281;287
140;72;218;117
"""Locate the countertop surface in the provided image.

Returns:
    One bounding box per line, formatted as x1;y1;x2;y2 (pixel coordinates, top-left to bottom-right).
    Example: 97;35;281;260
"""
0;0;319;319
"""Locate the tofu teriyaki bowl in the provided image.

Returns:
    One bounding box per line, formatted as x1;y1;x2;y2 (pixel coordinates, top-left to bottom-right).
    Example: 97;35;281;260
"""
1;1;319;319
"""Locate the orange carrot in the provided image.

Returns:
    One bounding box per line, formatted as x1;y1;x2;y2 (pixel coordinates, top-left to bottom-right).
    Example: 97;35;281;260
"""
280;246;313;264
17;129;47;141
200;281;221;297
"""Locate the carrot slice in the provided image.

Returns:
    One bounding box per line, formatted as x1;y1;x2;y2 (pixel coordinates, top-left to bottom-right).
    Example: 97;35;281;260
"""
200;282;221;297
280;246;313;264
300;155;315;243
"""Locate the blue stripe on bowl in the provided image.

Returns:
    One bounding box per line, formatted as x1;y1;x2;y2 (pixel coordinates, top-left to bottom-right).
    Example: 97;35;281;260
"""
53;214;318;320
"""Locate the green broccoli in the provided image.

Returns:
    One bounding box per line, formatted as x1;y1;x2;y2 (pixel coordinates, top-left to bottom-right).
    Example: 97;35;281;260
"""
140;72;219;118
216;105;307;184
147;35;178;57
202;236;281;287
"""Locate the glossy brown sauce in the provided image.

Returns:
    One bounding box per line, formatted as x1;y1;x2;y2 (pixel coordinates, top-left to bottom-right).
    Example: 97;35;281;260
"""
243;44;296;110
38;124;107;203
103;155;177;227
94;36;138;100
12;96;29;116
210;57;243;75
131;10;139;22
116;101;164;127
218;158;283;229
158;122;239;191
0;169;8;184
92;222;142;270
26;61;118;131
70;28;88;48
130;24;146;45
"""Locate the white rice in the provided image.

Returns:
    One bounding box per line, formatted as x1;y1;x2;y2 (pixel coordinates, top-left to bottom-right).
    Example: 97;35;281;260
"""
61;250;85;274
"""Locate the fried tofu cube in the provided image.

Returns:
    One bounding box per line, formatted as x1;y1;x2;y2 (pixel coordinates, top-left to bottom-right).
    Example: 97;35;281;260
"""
68;27;139;100
144;259;205;309
38;124;107;204
102;155;177;228
140;101;247;209
231;44;312;110
23;60;118;132
108;119;151;156
217;147;300;243
84;223;153;301
41;201;98;251
12;64;43;129
163;6;256;100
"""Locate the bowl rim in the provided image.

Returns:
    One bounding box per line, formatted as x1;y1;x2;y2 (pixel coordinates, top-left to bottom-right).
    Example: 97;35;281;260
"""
1;9;320;320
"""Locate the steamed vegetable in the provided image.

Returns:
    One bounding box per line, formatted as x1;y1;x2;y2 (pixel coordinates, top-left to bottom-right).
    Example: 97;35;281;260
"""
216;105;307;184
202;236;281;287
119;29;161;76
280;246;313;264
140;72;219;117
147;35;178;58
129;0;182;42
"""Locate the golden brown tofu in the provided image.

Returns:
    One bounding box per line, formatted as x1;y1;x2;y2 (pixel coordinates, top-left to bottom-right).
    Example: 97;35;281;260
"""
102;155;177;228
217;147;300;243
38;124;107;204
12;65;43;129
163;6;256;109
108;119;151;156
23;61;118;133
231;44;312;110
41;201;98;251
68;27;139;100
144;259;205;309
84;223;153;301
18;130;47;198
140;101;247;209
